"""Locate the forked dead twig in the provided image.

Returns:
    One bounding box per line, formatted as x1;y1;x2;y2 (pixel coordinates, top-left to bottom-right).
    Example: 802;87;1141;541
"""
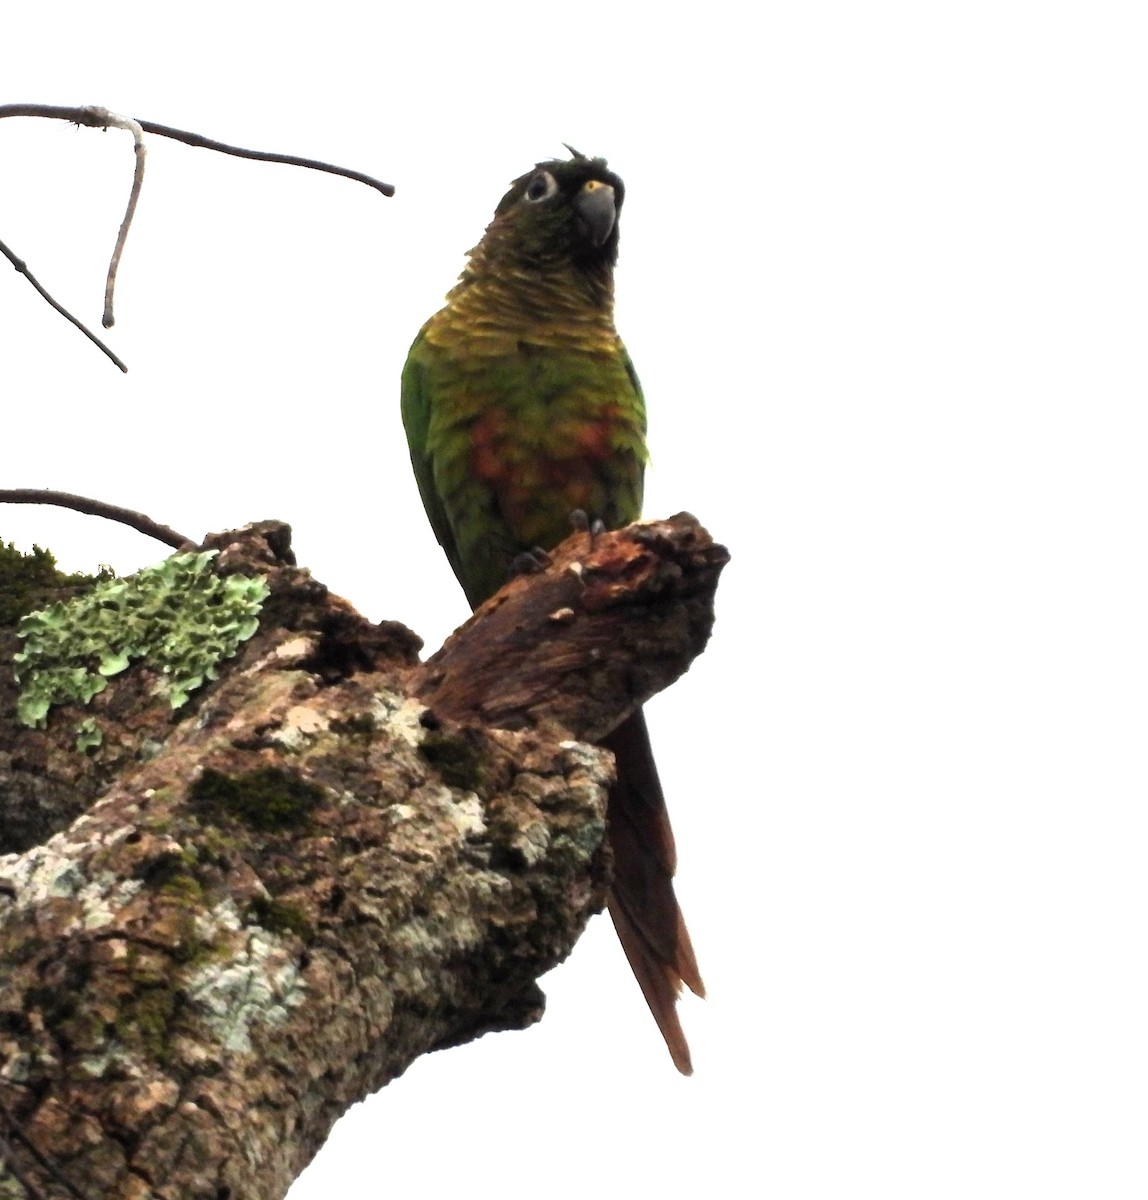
0;102;395;360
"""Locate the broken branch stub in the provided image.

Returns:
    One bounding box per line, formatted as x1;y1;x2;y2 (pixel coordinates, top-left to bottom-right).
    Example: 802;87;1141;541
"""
412;512;729;742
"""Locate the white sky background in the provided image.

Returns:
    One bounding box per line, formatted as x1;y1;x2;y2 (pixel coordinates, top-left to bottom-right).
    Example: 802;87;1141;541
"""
2;3;1145;1196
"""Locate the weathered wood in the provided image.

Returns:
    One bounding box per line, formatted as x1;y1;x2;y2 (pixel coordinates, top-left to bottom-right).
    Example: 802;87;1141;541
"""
412;512;728;740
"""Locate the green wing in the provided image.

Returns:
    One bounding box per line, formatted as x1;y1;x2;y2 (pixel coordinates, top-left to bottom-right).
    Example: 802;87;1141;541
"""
400;329;466;585
618;342;646;525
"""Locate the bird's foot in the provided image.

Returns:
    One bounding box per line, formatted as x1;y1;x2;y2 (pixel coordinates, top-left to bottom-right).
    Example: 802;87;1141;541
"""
510;547;552;578
568;509;606;549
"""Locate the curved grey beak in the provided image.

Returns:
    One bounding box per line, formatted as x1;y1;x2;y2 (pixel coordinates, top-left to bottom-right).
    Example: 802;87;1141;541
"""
574;180;617;247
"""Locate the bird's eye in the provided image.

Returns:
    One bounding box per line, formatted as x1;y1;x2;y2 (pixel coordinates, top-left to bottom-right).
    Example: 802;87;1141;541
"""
524;171;558;202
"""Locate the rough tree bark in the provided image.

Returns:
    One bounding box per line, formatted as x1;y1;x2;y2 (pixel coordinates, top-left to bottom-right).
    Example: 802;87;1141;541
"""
0;514;727;1200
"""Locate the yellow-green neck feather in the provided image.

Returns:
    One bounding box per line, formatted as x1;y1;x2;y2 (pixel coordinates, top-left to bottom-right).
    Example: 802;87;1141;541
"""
424;225;619;356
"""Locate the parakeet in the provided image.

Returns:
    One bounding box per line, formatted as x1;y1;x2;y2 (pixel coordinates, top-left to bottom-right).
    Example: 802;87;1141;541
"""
402;151;703;1073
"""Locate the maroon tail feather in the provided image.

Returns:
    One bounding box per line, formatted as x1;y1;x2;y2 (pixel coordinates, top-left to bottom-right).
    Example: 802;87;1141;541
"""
602;709;704;1074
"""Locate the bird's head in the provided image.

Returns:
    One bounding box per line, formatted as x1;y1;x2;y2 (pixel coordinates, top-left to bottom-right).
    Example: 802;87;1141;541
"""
484;150;626;271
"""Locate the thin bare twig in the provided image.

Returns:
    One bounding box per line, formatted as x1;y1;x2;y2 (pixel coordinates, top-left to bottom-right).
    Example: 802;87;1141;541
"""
137;116;397;195
0;489;191;550
0;103;396;195
0;236;128;372
96;111;146;328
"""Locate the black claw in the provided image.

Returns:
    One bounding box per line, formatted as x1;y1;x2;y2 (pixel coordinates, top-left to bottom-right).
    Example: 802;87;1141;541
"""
568;509;605;549
510;547;552;579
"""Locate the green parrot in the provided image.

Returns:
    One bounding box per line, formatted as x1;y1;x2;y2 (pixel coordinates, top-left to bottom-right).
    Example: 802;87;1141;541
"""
401;151;703;1073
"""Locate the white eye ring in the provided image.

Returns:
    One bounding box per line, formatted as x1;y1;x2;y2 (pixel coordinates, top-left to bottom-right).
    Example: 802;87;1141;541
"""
524;170;559;202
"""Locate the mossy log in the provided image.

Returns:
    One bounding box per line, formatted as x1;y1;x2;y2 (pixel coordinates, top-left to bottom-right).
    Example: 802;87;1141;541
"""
0;514;727;1200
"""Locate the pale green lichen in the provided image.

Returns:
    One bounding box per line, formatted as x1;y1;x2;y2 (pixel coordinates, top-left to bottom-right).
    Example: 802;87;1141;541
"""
184;903;306;1053
0;837;145;929
371;690;428;747
74;716;103;752
13;550;269;733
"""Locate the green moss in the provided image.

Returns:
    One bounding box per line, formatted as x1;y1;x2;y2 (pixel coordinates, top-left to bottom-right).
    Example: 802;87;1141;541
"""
128;858;214;970
0;540;113;627
12;549;269;732
331;711;377;736
158;871;205;904
119;985;178;1060
247;896;314;942
194;825;240;862
190;766;324;832
124;942;171;987
549;819;607;869
134;849;201;891
420;730;487;792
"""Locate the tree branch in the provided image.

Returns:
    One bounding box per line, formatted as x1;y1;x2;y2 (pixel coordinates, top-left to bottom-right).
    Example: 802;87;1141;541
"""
0;104;396;195
0;515;726;1200
0;488;191;549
